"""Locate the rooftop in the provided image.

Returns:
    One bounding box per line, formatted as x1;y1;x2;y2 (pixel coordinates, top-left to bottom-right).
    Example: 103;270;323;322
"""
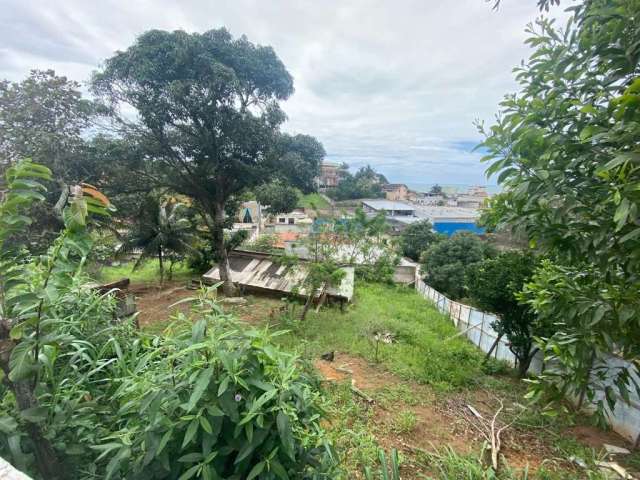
361;199;415;211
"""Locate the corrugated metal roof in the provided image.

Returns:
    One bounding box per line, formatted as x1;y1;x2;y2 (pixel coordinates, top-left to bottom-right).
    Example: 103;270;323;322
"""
202;250;354;301
361;199;415;211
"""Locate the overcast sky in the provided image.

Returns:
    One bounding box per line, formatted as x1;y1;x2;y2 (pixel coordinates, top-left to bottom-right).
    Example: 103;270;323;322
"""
0;0;558;187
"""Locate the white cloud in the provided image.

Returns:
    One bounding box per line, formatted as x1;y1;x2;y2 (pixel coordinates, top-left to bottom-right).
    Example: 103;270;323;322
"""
0;0;563;186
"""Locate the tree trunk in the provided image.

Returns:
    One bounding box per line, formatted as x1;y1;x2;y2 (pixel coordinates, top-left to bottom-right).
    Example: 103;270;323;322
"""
300;293;314;321
484;333;504;362
157;245;164;286
517;350;536;378
213;201;235;296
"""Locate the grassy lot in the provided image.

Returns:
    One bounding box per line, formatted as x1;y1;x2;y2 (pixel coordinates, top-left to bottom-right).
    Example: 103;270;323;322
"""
279;283;490;392
134;281;637;478
96;259;194;284
297;192;331;210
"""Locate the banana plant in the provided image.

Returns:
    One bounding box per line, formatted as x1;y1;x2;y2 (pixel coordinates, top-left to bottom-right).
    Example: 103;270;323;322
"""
364;449;401;480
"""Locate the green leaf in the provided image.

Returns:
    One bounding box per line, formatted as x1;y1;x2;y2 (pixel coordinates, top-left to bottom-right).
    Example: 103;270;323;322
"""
277;411;295;460
270;459;290;480
178;452;203;463
20;406;48;423
182;418;200;448
246;461;265;480
0;416;18;434
178;464;201;480
184;367;213;412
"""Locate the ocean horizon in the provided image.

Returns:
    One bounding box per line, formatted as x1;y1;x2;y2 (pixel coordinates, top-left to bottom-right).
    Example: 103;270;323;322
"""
405;183;501;195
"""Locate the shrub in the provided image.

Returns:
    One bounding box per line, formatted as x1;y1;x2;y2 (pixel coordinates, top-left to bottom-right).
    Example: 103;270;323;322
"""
92;290;337;479
399;220;444;261
421;232;495;299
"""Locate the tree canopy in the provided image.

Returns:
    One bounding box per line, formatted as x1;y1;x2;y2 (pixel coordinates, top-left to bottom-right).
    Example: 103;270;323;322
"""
92;28;324;294
399;219;443;261
421;232;495;300
481;0;640;412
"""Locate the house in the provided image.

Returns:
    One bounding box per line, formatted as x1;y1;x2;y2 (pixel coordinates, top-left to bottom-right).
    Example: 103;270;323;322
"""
382;183;410;201
318;161;342;189
270;210;313;233
202;249;354;302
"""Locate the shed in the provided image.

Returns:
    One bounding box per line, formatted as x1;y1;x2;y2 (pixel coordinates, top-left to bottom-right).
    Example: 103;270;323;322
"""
202;250;354;302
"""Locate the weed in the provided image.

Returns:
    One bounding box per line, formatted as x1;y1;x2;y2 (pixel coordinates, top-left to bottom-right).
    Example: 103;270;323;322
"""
392;410;418;434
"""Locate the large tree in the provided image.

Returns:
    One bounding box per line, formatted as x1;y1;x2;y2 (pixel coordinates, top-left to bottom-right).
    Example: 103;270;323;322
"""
92;28;323;294
0;70;103;250
481;0;640;412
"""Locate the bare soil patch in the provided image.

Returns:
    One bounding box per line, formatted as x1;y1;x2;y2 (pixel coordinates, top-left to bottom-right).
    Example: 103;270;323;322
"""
130;281;195;328
314;352;635;476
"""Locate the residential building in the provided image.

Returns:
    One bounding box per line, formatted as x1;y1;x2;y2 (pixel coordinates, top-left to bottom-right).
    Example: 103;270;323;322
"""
382;183;410;201
318;161;342;189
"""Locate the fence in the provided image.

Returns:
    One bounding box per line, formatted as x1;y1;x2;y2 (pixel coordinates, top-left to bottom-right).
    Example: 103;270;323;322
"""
415;278;640;444
415;279;517;365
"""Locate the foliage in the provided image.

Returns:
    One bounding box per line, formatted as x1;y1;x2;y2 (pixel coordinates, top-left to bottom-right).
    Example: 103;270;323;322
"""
398;219;444;261
363;449;400;480
421;232;495;300
0;70;102;251
92;28;323;295
0;70;96;175
466;251;545;376
88;291;337;480
118;195;195;284
0;159;112;478
0;162;337;478
479;0;640;412
476;192;513;233
256;180;300;215
429;184;444;196
326;166;386;201
243;234;279;254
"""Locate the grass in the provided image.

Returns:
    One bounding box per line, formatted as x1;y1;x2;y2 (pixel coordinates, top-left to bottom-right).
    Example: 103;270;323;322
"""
279;283;487;392
298;192;331;210
96;259;194;284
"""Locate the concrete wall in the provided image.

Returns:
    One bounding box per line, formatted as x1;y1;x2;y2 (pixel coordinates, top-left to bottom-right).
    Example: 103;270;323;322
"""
415;279;640;443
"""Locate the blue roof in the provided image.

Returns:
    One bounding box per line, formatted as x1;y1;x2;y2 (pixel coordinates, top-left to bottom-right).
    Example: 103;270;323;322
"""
433;222;485;236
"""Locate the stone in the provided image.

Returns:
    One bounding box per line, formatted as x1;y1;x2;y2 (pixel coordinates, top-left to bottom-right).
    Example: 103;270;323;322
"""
220;296;248;305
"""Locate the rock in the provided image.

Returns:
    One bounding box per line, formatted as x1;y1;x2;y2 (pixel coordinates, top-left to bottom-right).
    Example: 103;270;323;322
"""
321;351;335;362
604;444;631;456
220;297;248;305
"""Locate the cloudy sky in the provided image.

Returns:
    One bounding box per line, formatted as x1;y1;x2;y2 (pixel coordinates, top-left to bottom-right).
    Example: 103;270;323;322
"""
0;0;559;187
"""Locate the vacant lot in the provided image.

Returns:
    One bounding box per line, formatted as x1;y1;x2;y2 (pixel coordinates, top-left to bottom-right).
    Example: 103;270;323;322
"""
118;274;638;479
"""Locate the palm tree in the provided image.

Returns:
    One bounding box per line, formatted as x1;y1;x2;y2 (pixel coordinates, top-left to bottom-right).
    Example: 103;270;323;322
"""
119;195;194;285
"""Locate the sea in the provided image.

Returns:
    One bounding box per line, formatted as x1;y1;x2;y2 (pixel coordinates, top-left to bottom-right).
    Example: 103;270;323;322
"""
405;183;501;195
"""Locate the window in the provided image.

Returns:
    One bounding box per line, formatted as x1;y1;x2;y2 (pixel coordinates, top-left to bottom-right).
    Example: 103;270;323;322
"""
278;217;286;223
288;218;295;225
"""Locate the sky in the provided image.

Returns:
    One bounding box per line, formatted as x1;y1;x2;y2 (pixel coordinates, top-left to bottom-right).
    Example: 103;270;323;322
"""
0;0;559;187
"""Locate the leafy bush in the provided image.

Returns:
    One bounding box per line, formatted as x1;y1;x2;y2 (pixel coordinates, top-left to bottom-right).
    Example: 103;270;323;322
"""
0;161;337;479
90;291;337;479
399;220;444;261
421;232;495;300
